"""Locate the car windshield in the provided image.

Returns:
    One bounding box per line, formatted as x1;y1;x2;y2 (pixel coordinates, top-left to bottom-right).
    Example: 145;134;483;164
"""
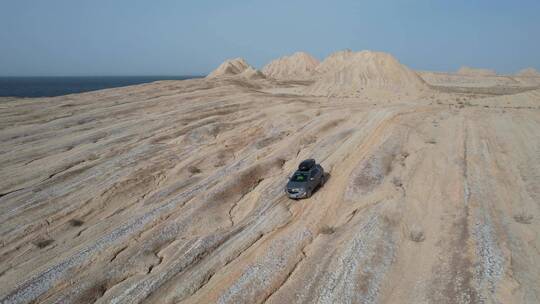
291;172;308;182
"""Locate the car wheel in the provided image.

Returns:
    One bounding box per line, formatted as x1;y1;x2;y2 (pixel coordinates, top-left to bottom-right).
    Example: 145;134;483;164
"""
320;175;325;187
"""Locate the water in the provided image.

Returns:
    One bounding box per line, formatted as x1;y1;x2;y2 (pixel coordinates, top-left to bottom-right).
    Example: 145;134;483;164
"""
0;76;202;98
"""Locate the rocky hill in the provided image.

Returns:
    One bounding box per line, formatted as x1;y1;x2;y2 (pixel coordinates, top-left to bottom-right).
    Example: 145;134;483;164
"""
262;52;319;80
305;50;428;97
516;67;540;77
207;58;264;79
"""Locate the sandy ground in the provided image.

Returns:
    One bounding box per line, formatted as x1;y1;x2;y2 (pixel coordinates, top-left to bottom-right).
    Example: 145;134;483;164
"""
1;75;540;304
419;71;540;88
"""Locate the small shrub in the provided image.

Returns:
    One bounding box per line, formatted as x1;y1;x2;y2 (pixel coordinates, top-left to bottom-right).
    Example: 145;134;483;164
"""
68;219;84;227
392;177;403;187
35;239;54;248
187;166;202;174
426;139;437;144
514;212;533;224
276;157;287;168
399;152;409;167
320;225;335;235
410;227;425;242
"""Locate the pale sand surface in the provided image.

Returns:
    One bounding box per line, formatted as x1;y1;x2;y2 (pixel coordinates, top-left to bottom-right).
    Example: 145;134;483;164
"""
457;66;497;76
419;71;540;89
1;52;540;304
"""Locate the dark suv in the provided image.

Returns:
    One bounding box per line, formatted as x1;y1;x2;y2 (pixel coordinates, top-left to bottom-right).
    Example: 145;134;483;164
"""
285;159;325;199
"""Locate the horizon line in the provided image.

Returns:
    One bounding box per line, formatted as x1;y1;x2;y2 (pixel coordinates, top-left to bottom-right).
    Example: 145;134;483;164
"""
0;75;206;78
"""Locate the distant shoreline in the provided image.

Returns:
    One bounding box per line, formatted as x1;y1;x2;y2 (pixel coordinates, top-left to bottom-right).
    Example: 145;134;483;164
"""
0;75;204;98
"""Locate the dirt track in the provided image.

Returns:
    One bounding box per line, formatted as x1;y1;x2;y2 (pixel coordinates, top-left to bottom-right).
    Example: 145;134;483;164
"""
1;78;540;303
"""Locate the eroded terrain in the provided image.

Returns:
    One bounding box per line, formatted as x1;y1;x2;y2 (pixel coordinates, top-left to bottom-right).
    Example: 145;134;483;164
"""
1;76;540;303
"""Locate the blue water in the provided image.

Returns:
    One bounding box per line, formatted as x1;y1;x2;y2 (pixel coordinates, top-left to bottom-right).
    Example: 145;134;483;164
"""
0;76;202;98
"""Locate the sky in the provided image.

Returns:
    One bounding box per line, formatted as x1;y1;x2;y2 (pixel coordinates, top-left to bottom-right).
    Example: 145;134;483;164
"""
1;0;539;76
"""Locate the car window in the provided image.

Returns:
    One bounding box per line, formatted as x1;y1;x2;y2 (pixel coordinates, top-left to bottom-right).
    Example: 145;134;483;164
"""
291;172;308;182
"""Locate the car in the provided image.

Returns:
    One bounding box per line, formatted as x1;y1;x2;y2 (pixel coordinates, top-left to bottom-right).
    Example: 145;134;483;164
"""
285;159;325;199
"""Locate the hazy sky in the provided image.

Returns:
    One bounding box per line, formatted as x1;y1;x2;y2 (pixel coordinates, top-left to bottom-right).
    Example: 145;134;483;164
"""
1;0;539;76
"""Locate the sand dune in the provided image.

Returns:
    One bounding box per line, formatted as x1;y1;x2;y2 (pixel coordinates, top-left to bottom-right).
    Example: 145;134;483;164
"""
1;52;540;304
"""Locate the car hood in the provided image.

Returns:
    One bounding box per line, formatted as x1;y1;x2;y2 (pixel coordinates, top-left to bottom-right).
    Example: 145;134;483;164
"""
286;181;308;189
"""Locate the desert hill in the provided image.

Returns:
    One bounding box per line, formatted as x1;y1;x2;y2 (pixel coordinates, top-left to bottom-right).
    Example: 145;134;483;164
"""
207;58;265;79
305;50;428;97
262;52;319;80
516;67;540;77
313;49;355;75
238;66;266;80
